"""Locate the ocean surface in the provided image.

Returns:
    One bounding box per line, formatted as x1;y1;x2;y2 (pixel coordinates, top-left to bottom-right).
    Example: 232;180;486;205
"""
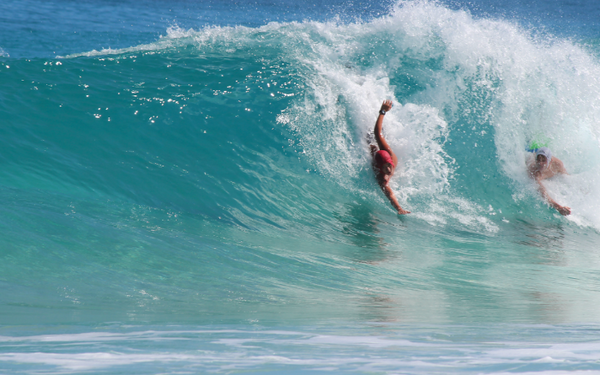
2;0;600;373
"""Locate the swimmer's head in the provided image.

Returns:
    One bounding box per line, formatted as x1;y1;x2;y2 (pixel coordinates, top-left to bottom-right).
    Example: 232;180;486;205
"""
535;147;552;166
375;150;395;175
381;163;393;175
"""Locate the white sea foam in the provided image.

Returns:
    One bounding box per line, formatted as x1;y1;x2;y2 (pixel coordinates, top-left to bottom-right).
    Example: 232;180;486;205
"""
387;1;600;227
0;352;196;371
2;327;600;373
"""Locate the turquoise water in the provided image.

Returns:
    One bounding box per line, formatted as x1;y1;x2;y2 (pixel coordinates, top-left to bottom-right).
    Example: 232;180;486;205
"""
2;0;600;372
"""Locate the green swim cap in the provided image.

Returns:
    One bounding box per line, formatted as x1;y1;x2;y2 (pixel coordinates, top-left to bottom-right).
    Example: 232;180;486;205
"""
528;134;551;150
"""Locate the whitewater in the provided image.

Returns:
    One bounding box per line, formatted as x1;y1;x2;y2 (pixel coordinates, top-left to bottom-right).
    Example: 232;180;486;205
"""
2;0;600;373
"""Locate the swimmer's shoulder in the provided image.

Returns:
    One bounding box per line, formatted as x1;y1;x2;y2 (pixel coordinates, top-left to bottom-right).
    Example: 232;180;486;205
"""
550;157;567;174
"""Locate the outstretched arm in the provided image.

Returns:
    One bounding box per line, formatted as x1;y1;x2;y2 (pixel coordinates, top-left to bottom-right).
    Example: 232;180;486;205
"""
535;178;571;216
382;184;411;215
374;100;398;167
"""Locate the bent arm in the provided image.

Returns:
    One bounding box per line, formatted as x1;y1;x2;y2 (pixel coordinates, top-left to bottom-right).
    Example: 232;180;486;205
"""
382;184;411;215
536;178;571;216
374;100;398;166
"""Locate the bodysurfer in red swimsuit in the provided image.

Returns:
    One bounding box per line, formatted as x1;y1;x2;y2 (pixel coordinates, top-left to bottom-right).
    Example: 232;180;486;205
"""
370;100;410;215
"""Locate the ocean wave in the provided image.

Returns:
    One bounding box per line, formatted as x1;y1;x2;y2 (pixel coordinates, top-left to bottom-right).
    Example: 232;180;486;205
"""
2;0;600;326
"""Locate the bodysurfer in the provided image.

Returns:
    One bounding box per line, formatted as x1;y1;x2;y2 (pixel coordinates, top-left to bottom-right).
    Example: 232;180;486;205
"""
369;100;410;215
527;147;571;216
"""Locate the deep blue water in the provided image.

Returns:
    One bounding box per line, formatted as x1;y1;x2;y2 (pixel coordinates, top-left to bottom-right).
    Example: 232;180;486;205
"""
2;0;600;373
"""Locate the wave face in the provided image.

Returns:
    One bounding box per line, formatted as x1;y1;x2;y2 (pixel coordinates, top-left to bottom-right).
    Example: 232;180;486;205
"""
2;0;600;331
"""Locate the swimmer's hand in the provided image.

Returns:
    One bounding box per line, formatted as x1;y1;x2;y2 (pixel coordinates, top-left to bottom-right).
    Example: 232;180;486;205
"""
380;100;393;113
556;205;571;216
397;208;411;215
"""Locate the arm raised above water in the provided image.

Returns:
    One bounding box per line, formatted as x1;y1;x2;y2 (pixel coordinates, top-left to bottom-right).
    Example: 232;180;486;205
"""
374;100;398;167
